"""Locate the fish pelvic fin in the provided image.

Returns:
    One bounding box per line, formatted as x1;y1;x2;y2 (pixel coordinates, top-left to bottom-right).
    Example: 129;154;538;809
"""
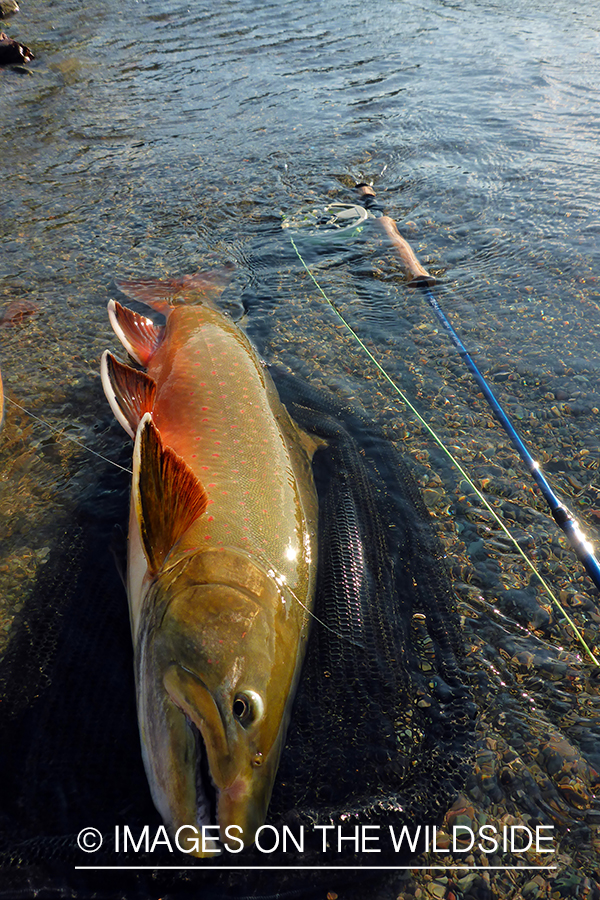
133;413;208;576
114;266;234;313
101;350;157;439
108;299;164;367
0;366;4;433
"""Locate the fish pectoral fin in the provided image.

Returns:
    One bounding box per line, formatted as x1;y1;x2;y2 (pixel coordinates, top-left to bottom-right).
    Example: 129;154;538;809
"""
101;350;157;439
281;410;327;460
115;266;234;312
133;413;208;575
295;422;327;460
108;299;164;367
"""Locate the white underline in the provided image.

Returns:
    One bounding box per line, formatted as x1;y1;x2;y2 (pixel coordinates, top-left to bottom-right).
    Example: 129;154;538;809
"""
75;865;558;871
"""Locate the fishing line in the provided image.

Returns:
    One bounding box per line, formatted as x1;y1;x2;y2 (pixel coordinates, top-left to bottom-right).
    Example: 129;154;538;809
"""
356;185;600;591
289;236;598;666
262;559;364;648
6;396;133;475
417;280;600;593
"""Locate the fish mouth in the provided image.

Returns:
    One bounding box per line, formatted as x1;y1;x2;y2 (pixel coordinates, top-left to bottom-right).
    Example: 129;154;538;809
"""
192;718;218;832
161;666;223;855
162;664;272;855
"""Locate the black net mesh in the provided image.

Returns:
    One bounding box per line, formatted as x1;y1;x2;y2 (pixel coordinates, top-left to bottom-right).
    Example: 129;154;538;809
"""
270;371;475;834
0;372;475;898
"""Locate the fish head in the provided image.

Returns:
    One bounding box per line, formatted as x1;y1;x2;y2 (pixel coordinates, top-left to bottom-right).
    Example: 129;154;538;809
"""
137;547;304;856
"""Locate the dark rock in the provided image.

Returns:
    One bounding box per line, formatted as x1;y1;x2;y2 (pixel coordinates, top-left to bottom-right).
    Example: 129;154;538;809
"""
0;1;19;18
0;31;34;64
499;588;552;631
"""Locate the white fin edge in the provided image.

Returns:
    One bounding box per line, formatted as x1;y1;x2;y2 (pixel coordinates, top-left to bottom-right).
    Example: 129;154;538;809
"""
101;349;136;439
108;299;145;366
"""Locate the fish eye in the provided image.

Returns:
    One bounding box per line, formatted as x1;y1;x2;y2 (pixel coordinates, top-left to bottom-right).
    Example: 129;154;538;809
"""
232;691;263;727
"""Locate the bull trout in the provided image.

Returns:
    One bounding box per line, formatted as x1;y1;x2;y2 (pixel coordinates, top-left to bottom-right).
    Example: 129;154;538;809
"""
101;270;319;855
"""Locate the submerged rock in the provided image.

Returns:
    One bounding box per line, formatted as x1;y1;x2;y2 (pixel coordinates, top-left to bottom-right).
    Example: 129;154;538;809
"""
0;1;19;18
0;31;33;64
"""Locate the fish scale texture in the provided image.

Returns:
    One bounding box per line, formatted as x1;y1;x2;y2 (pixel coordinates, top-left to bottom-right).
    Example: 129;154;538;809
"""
0;375;475;898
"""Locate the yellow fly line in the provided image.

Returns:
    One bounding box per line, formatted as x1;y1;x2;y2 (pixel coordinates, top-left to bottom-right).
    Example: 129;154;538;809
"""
289;235;598;666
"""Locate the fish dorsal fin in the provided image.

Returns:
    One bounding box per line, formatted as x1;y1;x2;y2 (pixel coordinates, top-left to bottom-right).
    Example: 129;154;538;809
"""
108;299;164;367
133;413;208;576
114;266;234;313
101;350;157;439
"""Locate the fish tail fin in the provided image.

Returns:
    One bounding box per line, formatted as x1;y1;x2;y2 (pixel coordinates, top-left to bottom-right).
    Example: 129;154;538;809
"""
115;265;234;313
101;350;156;438
133;413;208;574
108;299;164;367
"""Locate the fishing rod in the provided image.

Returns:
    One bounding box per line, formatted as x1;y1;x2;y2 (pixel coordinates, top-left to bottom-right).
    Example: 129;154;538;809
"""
354;184;600;594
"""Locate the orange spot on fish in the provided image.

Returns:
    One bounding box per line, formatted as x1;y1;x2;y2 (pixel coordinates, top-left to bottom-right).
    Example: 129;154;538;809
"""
207;516;214;522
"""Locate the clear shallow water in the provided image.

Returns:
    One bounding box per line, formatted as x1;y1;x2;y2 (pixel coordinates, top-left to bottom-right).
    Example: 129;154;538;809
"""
2;0;600;896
